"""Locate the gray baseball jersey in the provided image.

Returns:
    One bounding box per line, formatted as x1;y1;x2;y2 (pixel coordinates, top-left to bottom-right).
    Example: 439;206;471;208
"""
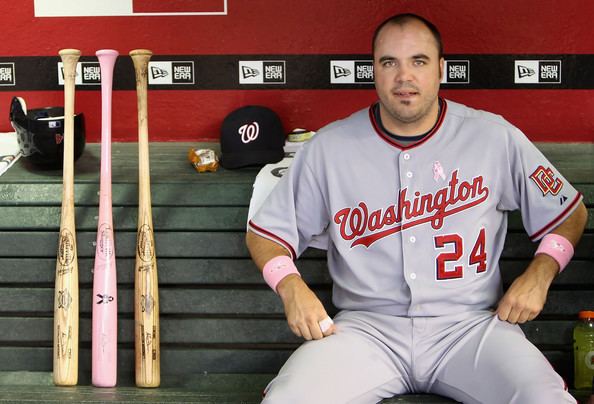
249;98;582;317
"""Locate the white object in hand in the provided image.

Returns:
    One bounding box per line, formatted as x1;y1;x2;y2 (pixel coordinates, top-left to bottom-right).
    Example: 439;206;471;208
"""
318;317;334;333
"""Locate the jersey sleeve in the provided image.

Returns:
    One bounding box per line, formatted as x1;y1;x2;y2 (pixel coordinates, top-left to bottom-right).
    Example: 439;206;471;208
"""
248;143;329;259
497;127;583;241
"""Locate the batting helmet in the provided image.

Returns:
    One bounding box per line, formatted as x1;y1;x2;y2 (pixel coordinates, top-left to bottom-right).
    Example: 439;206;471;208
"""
9;96;85;168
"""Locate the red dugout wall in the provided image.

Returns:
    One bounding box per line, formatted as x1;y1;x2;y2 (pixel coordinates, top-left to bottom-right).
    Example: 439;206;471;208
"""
1;0;593;142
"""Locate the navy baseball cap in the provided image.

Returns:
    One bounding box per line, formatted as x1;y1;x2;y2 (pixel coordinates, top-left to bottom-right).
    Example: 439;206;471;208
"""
220;105;285;169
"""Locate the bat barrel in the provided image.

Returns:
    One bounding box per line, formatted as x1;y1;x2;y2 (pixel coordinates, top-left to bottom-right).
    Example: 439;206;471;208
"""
92;49;119;388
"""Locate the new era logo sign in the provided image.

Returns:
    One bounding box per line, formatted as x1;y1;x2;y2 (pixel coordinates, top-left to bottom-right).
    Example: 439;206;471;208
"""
241;66;259;79
151;66;168;79
517;65;535;78
58;62;101;85
58;62;103;85
239;61;286;84
333;65;351;78
514;60;561;84
330;61;373;84
81;63;101;84
441;60;470;84
148;61;195;85
0;63;15;86
58;62;77;85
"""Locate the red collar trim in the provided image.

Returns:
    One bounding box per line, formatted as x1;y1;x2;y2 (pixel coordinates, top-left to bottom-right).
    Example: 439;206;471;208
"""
369;98;447;151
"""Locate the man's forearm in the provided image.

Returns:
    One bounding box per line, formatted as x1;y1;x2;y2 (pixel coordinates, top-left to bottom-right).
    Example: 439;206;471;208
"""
546;202;588;246
246;229;292;271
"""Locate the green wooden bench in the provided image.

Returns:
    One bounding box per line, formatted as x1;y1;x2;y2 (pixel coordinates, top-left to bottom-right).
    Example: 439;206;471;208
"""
0;142;591;403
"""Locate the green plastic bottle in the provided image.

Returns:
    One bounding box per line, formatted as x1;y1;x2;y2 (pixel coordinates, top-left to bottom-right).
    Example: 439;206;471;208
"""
574;311;594;390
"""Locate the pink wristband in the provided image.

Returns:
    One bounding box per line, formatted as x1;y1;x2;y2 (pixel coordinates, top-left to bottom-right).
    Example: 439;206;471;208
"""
262;255;301;293
535;233;574;273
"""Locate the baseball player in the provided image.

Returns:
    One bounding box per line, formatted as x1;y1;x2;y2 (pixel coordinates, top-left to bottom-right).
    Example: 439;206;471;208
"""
247;13;587;404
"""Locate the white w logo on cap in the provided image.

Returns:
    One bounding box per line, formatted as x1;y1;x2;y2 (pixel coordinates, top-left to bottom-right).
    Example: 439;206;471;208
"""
238;122;260;144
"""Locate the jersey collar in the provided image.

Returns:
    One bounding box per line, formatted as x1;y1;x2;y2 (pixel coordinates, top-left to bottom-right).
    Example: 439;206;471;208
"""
369;97;447;151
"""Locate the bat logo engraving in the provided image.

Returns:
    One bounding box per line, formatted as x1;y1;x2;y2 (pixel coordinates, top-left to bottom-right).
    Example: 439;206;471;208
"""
140;325;146;359
96;294;114;304
57;229;76;267
140;294;154;315
56;325;72;359
138;264;154;273
101;332;108;354
57;265;72;276
98;224;114;259
137;224;155;262
57;289;73;310
152;326;158;360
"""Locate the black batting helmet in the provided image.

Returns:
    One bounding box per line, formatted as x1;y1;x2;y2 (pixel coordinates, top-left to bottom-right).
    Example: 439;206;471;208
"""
9;96;85;168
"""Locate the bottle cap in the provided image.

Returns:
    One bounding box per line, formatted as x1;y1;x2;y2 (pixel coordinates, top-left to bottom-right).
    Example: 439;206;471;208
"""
578;310;594;319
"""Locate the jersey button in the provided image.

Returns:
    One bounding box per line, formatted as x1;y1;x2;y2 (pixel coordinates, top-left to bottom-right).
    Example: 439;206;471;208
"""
403;153;410;160
406;171;413;178
410;273;417;280
409;236;416;243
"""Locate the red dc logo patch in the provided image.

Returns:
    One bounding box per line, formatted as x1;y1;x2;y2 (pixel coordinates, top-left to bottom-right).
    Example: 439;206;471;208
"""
529;165;563;196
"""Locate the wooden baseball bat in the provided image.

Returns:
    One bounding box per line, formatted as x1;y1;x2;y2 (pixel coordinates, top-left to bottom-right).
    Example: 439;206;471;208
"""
92;49;119;387
130;49;160;388
54;48;81;386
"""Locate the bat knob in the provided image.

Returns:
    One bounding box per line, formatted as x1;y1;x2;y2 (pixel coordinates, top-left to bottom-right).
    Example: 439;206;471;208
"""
59;49;81;57
129;49;153;57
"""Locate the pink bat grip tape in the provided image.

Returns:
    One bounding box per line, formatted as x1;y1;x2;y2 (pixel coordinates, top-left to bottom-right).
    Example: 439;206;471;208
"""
263;255;301;293
535;233;574;273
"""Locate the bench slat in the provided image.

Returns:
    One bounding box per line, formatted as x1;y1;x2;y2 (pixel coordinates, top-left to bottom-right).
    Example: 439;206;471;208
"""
0;288;591;316
0;347;572;379
0;386;264;404
0;206;250;231
0;258;591;286
0;317;577;347
0;183;255;206
2;142;590;181
0;231;591;259
0;347;291;374
0;206;592;231
2;182;590;207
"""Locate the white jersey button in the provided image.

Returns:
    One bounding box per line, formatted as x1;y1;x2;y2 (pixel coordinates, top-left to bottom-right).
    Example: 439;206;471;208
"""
410;273;417;280
406;171;413;178
409;236;416;243
403;153;410;160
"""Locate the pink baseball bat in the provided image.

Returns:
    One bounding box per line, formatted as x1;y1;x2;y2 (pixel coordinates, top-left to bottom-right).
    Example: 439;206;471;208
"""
92;49;119;387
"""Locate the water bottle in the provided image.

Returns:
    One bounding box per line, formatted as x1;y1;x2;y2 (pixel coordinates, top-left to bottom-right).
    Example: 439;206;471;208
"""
574;311;594;389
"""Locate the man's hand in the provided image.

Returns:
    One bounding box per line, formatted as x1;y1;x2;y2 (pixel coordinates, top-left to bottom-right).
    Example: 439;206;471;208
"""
277;274;336;340
496;254;558;324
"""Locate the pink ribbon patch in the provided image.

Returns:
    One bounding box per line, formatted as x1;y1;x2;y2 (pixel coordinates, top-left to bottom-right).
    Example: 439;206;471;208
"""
433;161;446;181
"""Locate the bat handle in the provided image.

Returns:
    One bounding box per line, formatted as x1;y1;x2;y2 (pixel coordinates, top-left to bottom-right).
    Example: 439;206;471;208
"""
129;49;153;196
58;49;81;199
96;49;118;182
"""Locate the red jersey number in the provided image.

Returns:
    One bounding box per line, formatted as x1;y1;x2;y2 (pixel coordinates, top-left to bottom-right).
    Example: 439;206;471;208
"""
435;229;487;280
